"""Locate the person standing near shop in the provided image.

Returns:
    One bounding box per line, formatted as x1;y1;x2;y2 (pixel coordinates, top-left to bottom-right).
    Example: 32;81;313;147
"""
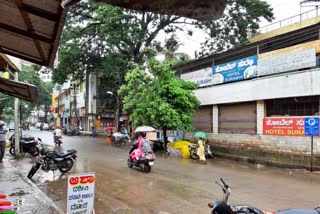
0;121;7;162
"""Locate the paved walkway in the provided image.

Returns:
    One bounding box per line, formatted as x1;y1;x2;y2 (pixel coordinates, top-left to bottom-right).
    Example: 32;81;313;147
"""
0;153;63;214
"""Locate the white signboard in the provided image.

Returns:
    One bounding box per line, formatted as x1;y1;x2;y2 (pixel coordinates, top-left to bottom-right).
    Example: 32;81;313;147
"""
180;67;213;87
67;173;95;214
258;48;316;76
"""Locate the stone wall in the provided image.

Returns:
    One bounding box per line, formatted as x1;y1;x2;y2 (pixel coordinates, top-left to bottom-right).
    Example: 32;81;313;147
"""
185;132;320;169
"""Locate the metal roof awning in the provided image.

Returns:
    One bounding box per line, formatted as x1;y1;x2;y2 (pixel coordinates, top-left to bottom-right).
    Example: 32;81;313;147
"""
100;0;226;21
0;53;38;102
0;0;67;67
0;77;38;102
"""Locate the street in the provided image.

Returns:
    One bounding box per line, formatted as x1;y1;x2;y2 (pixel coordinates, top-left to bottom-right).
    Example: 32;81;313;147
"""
7;129;320;214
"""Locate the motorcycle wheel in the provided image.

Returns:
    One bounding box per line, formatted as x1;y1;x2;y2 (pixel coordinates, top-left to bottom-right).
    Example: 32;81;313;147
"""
9;147;15;156
190;150;199;160
59;158;74;173
144;163;151;173
31;147;40;156
27;163;41;179
127;158;133;168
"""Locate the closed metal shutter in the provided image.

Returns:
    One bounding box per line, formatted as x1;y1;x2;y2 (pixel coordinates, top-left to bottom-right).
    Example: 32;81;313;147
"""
219;102;256;134
192;105;212;132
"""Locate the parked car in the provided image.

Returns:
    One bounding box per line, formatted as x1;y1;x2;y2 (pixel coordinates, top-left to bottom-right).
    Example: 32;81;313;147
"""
42;123;49;130
35;122;41;129
9;123;15;131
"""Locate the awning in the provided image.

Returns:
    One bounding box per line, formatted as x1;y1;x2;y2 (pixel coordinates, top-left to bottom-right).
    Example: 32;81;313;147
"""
0;53;38;102
100;0;226;21
0;77;38;102
0;0;67;67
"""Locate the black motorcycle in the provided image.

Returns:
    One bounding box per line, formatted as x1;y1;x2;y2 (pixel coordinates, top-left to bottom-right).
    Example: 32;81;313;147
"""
27;138;77;179
127;144;156;173
188;144;213;160
9;134;39;156
209;178;320;214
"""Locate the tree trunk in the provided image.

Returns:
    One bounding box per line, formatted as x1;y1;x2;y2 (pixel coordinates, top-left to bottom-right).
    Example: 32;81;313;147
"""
163;128;168;151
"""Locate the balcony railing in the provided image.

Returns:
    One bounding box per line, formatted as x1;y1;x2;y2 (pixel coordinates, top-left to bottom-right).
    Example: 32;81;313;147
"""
259;6;320;34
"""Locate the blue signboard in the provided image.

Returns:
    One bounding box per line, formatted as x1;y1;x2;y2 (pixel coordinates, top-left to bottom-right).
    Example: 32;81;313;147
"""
212;55;258;85
305;117;319;136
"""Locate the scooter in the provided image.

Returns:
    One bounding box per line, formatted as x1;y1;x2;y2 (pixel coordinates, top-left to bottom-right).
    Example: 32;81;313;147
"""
54;134;62;146
208;178;320;214
189;144;213;160
127;145;156;173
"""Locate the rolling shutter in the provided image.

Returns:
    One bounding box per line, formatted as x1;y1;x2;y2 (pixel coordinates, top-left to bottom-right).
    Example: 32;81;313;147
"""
219;102;256;134
192;105;212;132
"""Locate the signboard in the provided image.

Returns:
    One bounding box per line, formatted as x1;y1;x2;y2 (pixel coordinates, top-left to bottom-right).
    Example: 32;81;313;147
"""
67;173;95;214
257;40;318;77
263;117;305;136
212;55;257;85
305;117;319;136
263;117;320;136
180;67;214;87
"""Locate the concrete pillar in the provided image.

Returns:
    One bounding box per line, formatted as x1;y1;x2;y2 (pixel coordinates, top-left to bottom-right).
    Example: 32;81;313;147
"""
212;105;219;134
257;100;265;135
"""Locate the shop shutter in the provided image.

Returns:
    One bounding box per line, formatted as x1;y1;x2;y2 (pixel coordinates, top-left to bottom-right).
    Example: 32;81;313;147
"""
192;105;212;132
219;102;256;134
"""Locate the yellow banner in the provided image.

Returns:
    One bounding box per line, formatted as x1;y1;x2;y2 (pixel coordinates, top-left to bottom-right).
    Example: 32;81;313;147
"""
259;40;320;59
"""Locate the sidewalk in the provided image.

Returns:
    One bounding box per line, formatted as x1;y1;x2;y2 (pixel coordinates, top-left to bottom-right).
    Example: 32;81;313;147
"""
0;154;64;214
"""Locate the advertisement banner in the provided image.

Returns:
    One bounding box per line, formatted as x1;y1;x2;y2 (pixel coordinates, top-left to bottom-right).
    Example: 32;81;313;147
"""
67;173;95;214
263;117;305;136
180;67;214;87
212;55;257;85
258;48;316;77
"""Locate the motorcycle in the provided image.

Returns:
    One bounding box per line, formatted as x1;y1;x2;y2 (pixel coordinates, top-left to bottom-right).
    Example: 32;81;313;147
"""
54;134;62;146
188;144;213;160
208;178;320;214
127;144;156;173
27;138;77;179
9;134;39;156
112;132;131;146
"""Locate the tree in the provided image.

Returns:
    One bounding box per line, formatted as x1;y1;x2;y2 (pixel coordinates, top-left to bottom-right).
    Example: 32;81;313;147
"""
119;58;200;147
53;0;274;84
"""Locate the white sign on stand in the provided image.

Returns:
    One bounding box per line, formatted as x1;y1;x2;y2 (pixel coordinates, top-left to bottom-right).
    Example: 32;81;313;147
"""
67;173;95;214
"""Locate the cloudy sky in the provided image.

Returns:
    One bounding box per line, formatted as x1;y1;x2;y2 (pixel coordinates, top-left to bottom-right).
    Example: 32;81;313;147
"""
178;0;318;58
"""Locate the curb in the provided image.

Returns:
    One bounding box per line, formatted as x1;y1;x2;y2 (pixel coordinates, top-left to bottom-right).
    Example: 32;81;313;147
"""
8;159;65;214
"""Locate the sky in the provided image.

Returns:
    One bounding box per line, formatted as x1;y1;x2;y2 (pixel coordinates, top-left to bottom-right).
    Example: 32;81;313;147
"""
178;0;318;58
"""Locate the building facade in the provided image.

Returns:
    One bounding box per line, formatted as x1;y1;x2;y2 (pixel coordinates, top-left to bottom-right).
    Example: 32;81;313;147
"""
176;22;320;168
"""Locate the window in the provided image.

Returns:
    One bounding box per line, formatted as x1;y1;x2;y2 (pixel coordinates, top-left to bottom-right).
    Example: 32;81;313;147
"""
266;96;319;117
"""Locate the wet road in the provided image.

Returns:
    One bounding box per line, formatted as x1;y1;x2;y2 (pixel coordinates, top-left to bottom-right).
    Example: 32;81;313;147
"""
13;129;320;213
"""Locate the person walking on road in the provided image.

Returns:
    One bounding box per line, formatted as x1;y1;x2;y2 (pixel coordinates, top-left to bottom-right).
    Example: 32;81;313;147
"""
197;137;206;163
0;121;7;162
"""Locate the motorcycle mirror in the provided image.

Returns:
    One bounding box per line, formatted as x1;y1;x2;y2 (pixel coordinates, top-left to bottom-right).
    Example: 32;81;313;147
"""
37;138;42;141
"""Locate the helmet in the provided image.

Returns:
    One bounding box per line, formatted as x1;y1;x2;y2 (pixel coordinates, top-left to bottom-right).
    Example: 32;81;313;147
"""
0;121;4;126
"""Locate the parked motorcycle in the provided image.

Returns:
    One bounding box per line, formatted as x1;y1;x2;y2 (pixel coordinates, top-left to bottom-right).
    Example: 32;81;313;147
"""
27;138;77;179
9;134;39;156
208;178;320;214
188;144;213;160
112;132;131;146
127;144;156;173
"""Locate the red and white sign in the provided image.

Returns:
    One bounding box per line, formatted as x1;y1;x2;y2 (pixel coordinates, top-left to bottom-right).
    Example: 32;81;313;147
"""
263;117;305;136
67;173;95;214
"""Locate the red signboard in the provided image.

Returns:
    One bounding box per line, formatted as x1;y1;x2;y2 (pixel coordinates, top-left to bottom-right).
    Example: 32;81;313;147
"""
263;117;305;136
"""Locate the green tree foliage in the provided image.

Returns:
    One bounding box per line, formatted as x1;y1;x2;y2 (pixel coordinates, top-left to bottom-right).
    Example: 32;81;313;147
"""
119;59;200;145
53;0;274;84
